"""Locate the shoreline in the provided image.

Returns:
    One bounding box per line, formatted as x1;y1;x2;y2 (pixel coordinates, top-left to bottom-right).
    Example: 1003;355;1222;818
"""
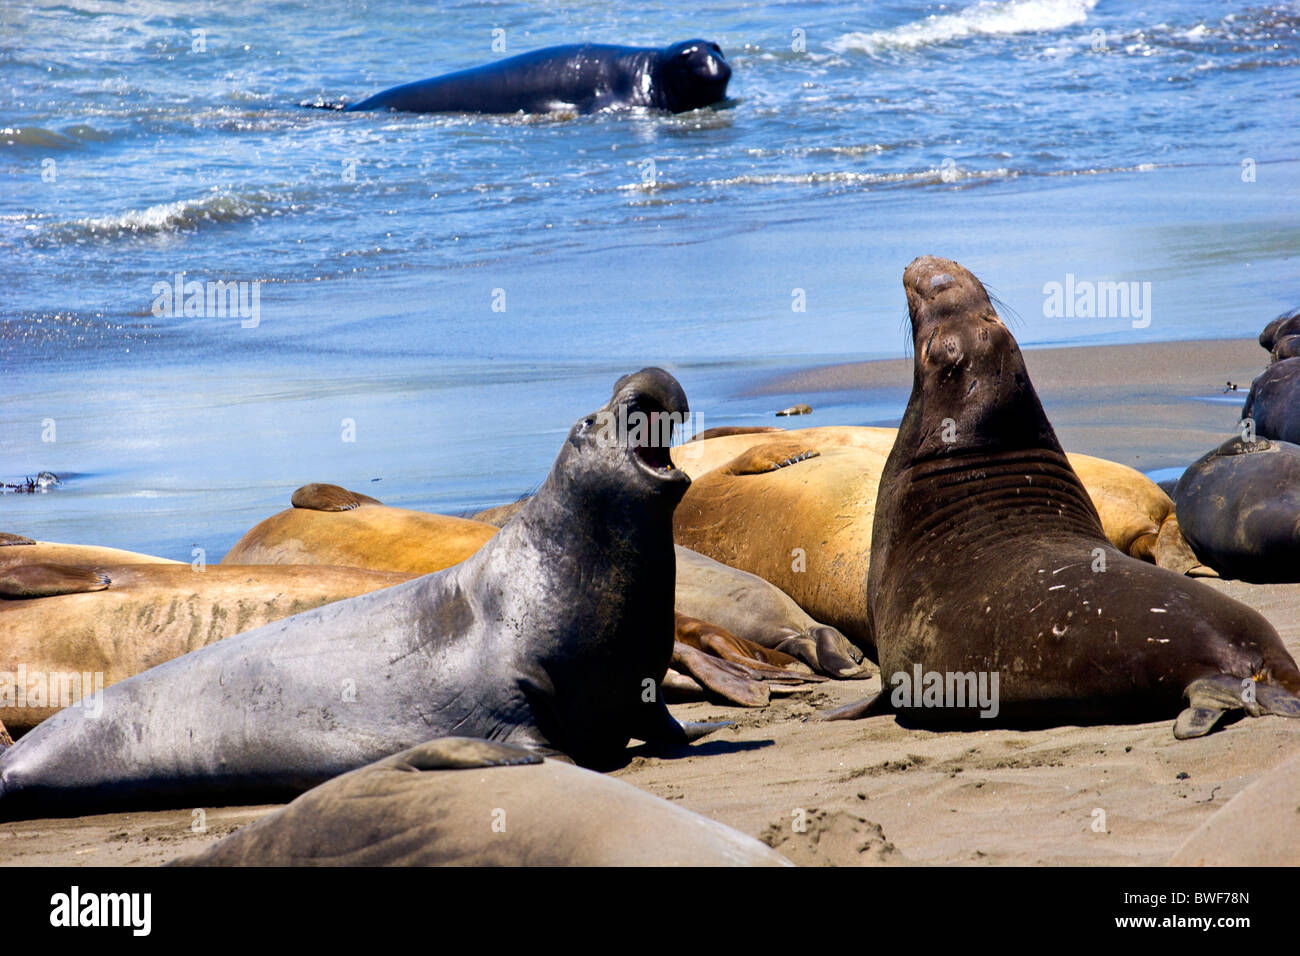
747;337;1264;471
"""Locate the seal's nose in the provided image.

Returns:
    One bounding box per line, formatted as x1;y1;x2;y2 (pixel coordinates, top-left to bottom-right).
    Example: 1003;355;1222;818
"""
903;255;966;300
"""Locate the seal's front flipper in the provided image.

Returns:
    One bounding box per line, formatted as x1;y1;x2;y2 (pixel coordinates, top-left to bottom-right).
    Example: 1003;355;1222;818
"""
0;563;110;599
812;625;873;679
677;721;733;742
1172;675;1300;739
723;441;821;476
819;691;887;721
1154;515;1208;576
290;483;382;512
394;737;545;772
633;693;733;749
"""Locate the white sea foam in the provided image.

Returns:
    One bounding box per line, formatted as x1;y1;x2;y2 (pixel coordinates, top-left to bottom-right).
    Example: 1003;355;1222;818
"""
830;0;1098;54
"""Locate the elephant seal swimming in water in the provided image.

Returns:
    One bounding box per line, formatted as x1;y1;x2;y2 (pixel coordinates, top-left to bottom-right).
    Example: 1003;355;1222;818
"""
335;40;730;115
171;737;791;867
0;369;725;819
1242;357;1300;444
825;256;1300;738
1172;435;1300;583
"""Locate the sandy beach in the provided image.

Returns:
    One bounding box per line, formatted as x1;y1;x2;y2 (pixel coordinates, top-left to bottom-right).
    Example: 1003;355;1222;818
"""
3;335;1292;868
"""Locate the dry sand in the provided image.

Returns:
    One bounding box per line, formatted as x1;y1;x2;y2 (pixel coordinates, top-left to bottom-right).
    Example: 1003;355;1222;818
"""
2;337;1293;867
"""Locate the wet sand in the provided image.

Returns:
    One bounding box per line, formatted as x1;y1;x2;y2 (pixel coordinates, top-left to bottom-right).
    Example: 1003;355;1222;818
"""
756;336;1264;471
2;337;1292;867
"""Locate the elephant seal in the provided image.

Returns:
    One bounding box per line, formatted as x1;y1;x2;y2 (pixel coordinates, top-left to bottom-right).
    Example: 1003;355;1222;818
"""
337;40;730;115
1168;748;1300;866
673;426;1192;568
0;563;412;735
1172;436;1300;583
673;546;869;678
674;439;884;650
1259;307;1300;353
0;369;725;819
171;738;791;867
221;485;497;573
0;538;180;570
826;256;1300;738
1242;357;1300;444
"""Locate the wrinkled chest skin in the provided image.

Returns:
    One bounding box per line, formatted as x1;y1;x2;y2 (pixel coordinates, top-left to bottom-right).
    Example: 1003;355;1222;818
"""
865;256;1300;728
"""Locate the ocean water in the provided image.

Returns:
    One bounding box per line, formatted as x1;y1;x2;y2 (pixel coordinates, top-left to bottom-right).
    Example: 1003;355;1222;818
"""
2;0;1298;557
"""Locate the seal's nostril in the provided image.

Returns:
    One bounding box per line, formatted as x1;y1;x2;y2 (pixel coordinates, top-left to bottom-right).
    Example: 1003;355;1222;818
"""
930;273;956;292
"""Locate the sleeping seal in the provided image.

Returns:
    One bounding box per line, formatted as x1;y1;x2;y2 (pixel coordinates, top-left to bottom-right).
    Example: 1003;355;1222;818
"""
0;369;722;819
171;737;791;867
826;256;1300;739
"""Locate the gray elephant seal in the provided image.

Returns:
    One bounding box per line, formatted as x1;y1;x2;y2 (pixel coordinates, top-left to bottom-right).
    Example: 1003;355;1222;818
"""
1172;435;1300;582
0;369;723;819
826;256;1300;738
170;737;791;867
1242;357;1300;444
335;40;730;115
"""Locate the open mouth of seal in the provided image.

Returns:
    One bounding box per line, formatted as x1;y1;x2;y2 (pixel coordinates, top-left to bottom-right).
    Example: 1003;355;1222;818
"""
623;398;681;478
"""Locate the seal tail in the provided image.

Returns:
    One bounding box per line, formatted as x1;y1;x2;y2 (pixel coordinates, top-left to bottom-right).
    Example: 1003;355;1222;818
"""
1174;674;1300;739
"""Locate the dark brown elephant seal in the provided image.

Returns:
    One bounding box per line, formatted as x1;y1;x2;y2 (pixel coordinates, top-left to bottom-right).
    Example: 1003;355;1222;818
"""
1242;357;1300;444
827;256;1300;739
1259;307;1300;353
1172;436;1300;583
171;738;791;867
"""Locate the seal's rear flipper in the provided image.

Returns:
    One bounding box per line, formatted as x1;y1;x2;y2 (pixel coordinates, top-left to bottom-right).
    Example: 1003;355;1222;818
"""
298;99;348;111
819;692;887;721
672;640;770;707
290;483;383;512
393;737;544;772
0;563;110;599
0;533;36;547
0;715;12;750
1173;675;1300;739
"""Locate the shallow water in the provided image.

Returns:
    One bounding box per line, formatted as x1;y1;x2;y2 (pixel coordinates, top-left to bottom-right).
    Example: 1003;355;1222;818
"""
3;0;1298;555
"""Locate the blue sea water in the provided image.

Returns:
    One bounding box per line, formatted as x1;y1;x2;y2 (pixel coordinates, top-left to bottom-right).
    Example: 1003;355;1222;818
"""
2;0;1298;557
